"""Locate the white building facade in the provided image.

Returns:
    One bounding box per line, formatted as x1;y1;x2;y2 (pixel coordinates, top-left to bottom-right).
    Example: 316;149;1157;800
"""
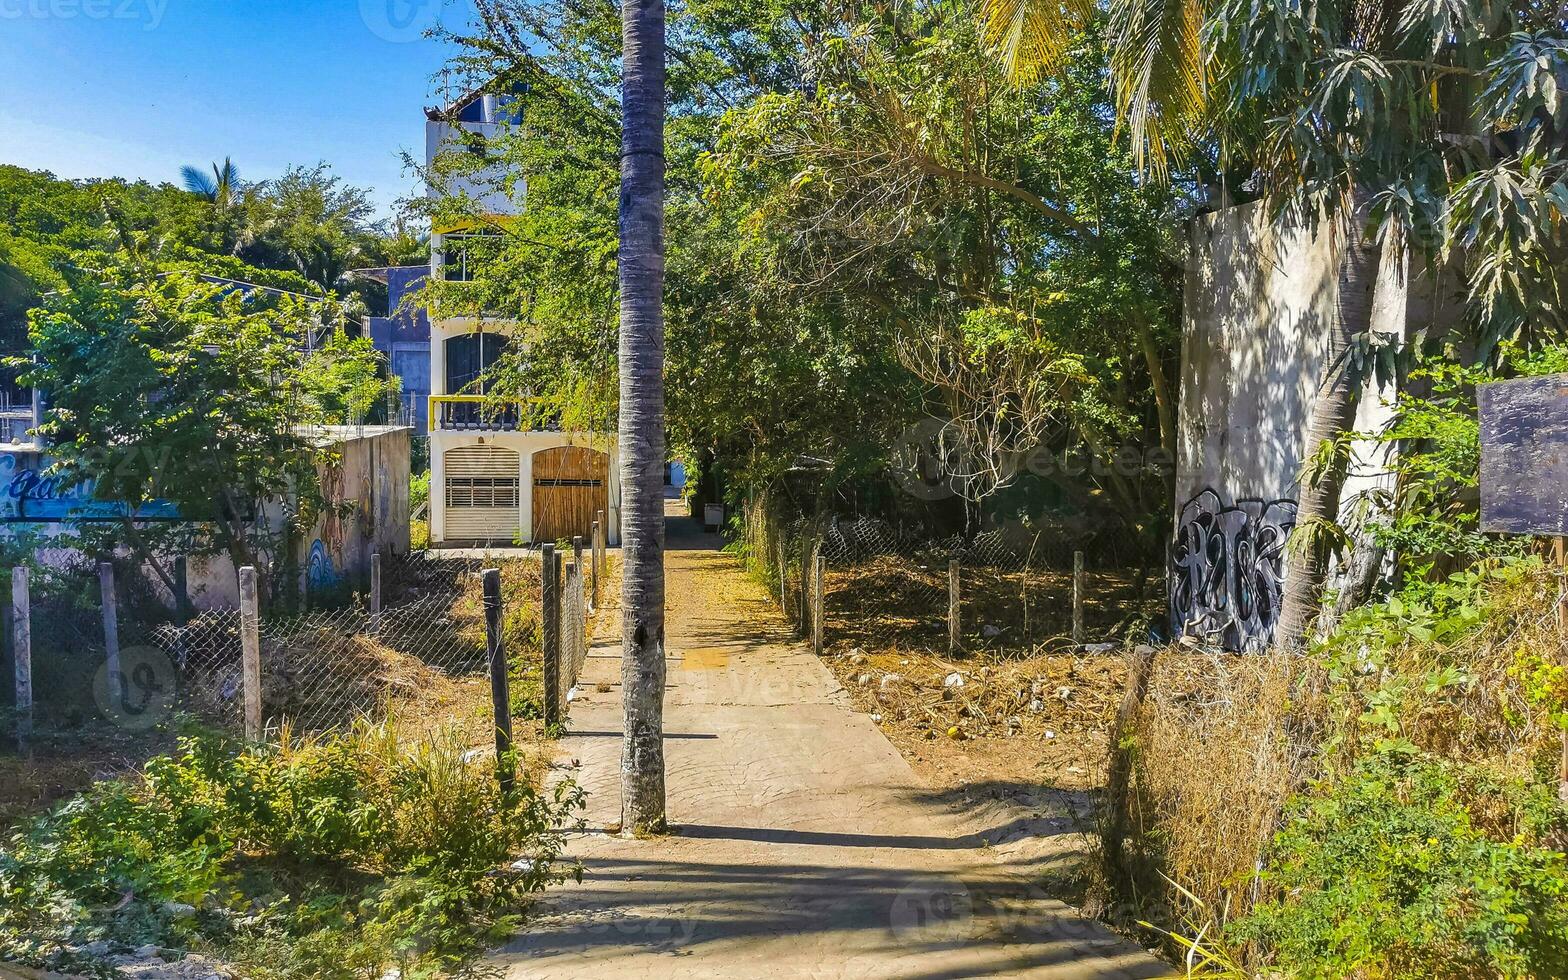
425;91;620;548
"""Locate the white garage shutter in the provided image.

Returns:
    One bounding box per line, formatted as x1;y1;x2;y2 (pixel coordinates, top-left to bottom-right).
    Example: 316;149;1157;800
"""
444;445;521;542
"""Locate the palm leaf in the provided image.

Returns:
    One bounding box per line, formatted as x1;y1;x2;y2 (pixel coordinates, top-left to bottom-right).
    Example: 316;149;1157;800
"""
181;165;218;199
977;0;1097;84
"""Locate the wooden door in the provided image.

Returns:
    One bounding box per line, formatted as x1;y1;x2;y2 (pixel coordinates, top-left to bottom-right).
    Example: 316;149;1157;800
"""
531;447;608;543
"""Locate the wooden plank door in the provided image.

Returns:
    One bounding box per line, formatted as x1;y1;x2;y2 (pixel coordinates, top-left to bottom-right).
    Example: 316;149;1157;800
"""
531;447;608;543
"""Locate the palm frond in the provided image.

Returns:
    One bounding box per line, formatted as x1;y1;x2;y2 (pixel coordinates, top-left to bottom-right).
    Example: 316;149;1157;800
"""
1107;0;1213;177
976;0;1096;84
181;165;218;199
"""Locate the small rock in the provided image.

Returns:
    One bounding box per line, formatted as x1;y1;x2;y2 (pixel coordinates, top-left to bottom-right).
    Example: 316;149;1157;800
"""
135;945;161;959
869;713;883;723
943;672;965;689
1028;698;1045;713
855;673;872;686
980;624;1002;638
81;940;112;957
163;901;197;920
1081;641;1118;653
878;672;904;692
1056;686;1074;701
1043;729;1057;739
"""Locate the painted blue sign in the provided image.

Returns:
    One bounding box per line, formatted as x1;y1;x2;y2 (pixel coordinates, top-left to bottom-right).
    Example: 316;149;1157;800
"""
0;453;180;523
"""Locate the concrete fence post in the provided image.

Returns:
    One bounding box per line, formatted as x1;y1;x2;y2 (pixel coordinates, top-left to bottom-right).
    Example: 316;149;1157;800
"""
98;562;121;690
482;567;514;793
541;544;561;730
948;559;961;655
239;566;262;741
369;552;383;635
12;567;30;749
1073;551;1085;645
813;554;826;657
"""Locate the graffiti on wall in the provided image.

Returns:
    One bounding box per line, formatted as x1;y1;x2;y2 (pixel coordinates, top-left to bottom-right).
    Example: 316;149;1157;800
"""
0;452;179;523
307;539;339;591
1170;488;1297;651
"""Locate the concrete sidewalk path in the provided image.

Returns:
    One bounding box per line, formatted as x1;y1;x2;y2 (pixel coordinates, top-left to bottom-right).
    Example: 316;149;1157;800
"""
490;502;1170;979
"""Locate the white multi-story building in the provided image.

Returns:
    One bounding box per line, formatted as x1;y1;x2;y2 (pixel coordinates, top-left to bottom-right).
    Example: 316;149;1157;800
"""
424;90;620;548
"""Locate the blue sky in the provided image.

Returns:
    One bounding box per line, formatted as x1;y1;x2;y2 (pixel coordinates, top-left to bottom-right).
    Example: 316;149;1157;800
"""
0;0;480;218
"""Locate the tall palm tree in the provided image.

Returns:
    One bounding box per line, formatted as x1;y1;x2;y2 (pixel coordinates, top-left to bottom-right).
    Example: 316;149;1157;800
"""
617;0;669;833
181;157;243;211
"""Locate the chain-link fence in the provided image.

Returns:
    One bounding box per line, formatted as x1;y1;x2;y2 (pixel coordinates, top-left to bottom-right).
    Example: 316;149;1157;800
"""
741;494;1166;661
0;550;580;752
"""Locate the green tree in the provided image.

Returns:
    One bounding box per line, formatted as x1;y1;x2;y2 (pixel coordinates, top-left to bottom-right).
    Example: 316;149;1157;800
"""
20;263;385;602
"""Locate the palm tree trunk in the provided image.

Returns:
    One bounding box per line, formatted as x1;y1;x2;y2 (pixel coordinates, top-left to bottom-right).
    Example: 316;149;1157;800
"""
1275;196;1379;649
617;0;668;835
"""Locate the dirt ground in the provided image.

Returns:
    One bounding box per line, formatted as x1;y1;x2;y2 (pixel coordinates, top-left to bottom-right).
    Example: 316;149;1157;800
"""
818;640;1132;804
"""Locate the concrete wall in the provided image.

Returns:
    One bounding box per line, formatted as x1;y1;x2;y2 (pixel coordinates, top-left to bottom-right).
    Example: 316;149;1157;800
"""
1172;202;1459;649
0;427;412;610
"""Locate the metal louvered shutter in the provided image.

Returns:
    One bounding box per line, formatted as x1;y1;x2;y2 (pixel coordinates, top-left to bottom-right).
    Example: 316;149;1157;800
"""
443;445;521;542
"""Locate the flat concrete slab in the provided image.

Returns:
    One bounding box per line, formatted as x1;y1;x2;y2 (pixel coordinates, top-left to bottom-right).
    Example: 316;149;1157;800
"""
490;504;1170;979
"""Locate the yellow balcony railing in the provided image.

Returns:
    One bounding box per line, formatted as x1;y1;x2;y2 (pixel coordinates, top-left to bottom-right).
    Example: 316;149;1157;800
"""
429;395;525;432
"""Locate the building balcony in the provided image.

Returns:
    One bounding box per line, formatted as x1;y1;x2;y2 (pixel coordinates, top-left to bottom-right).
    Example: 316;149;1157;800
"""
429;395;523;432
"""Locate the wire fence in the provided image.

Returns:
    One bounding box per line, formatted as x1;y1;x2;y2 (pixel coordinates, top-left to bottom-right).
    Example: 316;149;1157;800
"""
741;494;1166;662
0;546;613;752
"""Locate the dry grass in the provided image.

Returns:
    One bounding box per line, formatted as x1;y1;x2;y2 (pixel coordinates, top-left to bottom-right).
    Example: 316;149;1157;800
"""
1089;650;1321;934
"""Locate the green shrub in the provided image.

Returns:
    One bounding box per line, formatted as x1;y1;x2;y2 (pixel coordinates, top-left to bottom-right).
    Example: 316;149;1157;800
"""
1232;753;1568;979
0;721;582;979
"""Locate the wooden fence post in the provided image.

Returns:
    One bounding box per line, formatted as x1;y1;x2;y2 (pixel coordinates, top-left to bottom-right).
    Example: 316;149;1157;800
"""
776;538;788;615
948;559;961;655
1556;538;1567;802
369;552;383;635
590;519;602;611
12;567;30;749
565;559;580;692
239;566;262;741
1104;644;1159;880
541;544;561;730
173;555;189;625
98;562;121;690
1073;551;1085;645
798;539;811;635
483;567;514;793
571;537;584;638
814;554;826;657
595;508;606;593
